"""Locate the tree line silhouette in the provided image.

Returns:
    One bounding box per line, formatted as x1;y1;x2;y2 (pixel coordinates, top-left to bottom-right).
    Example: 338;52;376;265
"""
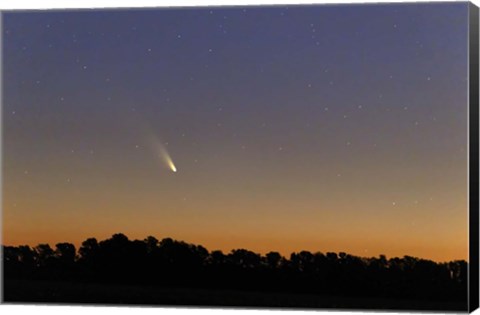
2;233;468;308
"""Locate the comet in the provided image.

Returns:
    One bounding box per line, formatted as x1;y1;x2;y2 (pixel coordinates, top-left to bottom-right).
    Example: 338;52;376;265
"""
139;120;178;173
150;136;177;173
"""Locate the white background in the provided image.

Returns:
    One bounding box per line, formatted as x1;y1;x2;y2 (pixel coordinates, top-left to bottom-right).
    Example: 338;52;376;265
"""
0;0;479;314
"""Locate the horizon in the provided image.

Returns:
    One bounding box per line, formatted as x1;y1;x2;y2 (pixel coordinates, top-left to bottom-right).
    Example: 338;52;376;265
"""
2;230;470;264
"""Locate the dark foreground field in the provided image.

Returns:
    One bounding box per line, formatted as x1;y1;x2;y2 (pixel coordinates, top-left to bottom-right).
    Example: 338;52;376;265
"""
4;279;466;311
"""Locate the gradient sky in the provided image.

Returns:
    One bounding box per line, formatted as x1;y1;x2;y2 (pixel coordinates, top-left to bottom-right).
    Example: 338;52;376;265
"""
2;2;470;262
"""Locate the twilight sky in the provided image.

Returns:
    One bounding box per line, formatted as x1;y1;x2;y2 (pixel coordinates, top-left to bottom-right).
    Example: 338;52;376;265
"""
2;2;469;262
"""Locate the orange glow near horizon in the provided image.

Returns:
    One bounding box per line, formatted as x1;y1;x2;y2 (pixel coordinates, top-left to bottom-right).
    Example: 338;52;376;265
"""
2;174;468;262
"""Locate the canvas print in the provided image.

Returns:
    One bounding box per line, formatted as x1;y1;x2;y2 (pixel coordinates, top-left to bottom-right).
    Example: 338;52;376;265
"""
1;1;479;312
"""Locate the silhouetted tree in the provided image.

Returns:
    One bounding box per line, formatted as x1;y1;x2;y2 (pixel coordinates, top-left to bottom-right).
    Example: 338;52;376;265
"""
18;245;37;267
55;243;76;264
79;238;99;261
144;236;159;253
35;244;54;267
265;251;282;269
229;249;261;269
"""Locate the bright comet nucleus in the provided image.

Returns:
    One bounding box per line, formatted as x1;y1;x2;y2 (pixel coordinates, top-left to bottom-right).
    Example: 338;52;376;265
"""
167;157;177;173
160;149;177;173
